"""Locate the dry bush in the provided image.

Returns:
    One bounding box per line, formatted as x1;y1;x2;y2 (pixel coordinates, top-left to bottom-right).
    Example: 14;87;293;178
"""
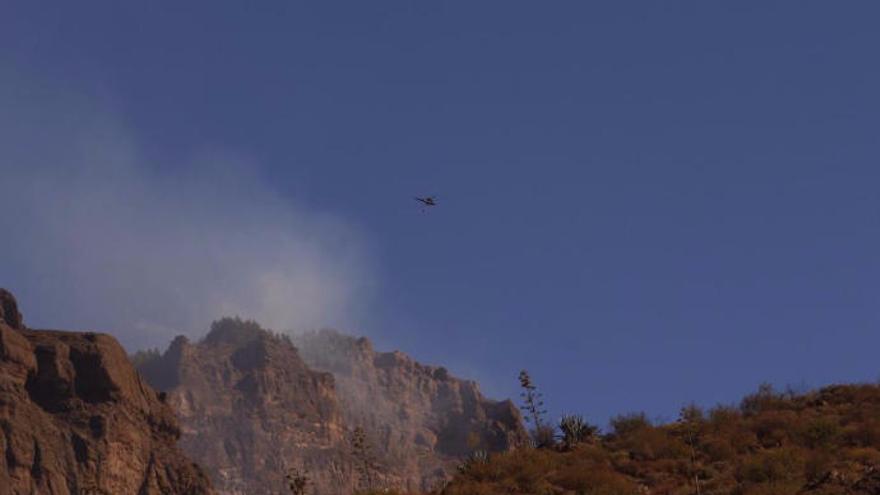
549;465;636;495
843;446;880;466
842;418;880;448
441;383;880;495
735;480;802;495
751;411;796;448
609;412;651;437
799;416;841;449
736;447;806;485
709;405;741;430
741;383;791;416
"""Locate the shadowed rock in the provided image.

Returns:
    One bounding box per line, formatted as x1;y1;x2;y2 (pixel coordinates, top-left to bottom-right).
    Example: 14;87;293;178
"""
0;288;23;330
0;288;214;495
138;318;344;494
296;329;529;484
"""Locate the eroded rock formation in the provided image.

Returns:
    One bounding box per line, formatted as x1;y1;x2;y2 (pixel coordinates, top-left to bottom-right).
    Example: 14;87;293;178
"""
138;318;347;494
137;319;527;494
294;329;529;490
0;289;213;495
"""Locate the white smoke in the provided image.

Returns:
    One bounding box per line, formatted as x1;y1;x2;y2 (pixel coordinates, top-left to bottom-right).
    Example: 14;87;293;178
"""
0;76;375;351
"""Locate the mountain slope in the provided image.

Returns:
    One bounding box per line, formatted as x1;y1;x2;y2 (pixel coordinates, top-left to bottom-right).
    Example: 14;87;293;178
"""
442;383;880;495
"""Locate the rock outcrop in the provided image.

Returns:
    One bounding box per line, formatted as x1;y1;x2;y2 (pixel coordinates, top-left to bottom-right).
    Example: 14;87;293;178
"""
0;288;23;330
294;329;529;490
137;320;527;494
137;318;347;494
0;289;214;495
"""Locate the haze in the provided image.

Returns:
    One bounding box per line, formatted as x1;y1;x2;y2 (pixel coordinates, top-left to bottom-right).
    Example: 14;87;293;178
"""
2;2;879;425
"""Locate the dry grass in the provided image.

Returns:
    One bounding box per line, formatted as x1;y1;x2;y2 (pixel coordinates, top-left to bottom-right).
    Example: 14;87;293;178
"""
438;383;880;494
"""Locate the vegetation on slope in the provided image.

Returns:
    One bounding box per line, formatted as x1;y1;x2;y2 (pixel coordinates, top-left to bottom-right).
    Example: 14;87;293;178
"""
440;382;880;495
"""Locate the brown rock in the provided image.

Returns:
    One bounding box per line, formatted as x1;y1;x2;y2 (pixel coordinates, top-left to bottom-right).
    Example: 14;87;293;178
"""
138;318;348;495
295;329;529;491
0;289;214;495
138;319;527;494
0;288;23;330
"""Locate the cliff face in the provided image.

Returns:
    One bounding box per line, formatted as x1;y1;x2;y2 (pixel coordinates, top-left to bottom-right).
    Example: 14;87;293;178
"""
137;320;527;494
0;289;213;495
137;318;348;494
294;329;529;491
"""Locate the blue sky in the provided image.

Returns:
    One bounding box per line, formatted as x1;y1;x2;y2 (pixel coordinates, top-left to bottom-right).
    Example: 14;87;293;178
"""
2;2;879;425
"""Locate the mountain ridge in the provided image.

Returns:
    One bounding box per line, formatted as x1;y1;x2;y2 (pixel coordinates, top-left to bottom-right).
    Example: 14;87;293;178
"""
136;318;527;494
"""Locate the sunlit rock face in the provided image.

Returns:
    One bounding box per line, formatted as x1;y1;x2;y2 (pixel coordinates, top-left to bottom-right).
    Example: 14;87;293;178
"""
0;289;214;495
138;319;527;494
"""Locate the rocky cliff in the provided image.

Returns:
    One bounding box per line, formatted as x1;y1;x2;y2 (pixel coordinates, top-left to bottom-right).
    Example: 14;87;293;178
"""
0;289;213;495
137;318;348;494
294;329;529;490
137;319;527;494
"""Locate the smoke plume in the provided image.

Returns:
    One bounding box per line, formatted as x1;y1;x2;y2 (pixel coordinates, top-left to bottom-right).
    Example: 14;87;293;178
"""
0;77;374;351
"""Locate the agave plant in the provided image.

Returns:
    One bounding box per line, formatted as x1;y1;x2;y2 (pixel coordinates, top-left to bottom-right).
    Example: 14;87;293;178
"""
558;414;596;450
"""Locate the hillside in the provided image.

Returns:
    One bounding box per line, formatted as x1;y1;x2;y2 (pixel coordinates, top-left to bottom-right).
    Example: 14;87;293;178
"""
136;319;527;494
0;289;213;495
441;383;880;495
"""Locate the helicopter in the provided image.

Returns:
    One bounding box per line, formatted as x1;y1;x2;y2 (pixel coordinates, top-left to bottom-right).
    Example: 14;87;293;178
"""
414;196;437;207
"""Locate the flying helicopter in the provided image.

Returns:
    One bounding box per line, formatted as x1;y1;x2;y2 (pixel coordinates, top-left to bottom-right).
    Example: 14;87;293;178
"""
414;196;437;208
